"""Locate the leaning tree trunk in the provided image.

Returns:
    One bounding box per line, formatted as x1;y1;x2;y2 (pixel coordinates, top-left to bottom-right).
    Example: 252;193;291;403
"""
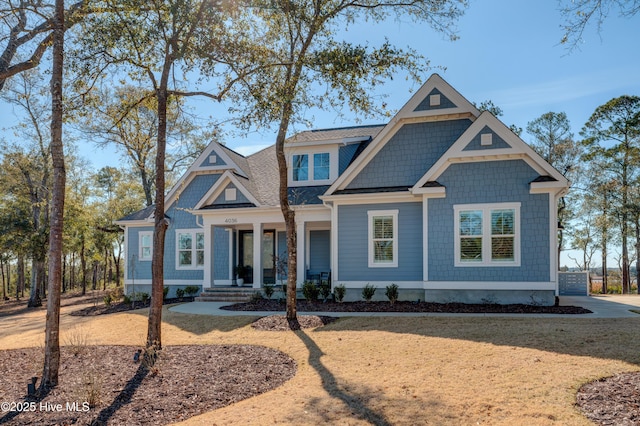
41;0;65;390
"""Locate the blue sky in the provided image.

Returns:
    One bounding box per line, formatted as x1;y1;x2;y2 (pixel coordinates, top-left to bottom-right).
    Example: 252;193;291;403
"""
214;0;639;157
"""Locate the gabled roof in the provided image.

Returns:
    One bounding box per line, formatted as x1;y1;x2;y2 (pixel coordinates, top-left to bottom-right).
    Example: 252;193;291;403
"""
164;141;250;210
411;111;569;194
327;74;480;194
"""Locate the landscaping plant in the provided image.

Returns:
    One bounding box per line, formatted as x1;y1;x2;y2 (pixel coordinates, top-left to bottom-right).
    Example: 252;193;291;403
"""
362;284;377;302
334;284;346;302
302;281;320;301
385;283;399;304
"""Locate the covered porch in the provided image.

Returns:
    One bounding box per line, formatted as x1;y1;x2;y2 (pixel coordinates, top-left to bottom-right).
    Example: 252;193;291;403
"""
198;207;331;290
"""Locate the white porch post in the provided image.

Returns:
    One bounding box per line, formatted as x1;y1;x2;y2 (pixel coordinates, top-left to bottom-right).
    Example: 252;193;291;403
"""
203;224;213;289
296;219;306;285
253;222;263;288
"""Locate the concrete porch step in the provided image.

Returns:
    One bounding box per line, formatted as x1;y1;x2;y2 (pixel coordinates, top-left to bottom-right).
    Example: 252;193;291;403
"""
195;286;259;303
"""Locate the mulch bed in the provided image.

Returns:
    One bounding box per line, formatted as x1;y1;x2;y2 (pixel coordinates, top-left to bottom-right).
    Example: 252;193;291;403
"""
577;372;640;425
251;315;337;331
0;345;296;425
222;299;593;314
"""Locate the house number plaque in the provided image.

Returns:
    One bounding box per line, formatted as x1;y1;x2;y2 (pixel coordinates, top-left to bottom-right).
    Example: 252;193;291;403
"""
224;218;238;224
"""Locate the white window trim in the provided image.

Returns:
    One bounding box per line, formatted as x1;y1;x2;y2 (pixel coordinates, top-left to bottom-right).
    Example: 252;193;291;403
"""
288;147;338;187
368;209;399;268
138;231;153;261
454;202;521;267
175;229;205;270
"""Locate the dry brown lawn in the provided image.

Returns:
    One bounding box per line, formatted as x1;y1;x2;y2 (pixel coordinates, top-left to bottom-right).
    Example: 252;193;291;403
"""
1;302;639;425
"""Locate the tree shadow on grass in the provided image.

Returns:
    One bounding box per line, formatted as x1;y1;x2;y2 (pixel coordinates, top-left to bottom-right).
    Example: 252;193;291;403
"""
293;324;392;426
316;316;640;364
89;363;149;426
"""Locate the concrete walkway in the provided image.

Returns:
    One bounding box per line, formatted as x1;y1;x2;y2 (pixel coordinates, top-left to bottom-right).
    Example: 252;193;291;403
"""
168;294;640;318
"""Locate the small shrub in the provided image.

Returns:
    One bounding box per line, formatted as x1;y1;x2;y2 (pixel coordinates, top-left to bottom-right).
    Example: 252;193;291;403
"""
110;286;124;301
334;284;346;302
302;281;320;301
103;294;112;306
362;284;377;302
263;285;274;299
319;282;331;301
139;292;149;303
123;294;131;304
78;371;102;408
184;285;200;297
163;286;169;299
64;326;90;356
385;283;399;304
175;288;185;299
250;291;263;302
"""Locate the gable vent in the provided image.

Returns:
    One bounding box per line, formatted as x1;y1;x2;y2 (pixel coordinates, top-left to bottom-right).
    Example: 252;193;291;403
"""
429;94;441;106
209;155;217;164
481;133;493;146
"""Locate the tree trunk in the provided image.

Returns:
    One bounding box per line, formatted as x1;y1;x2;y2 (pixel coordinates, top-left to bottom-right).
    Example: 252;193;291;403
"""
80;237;87;295
147;65;171;353
28;259;42;307
636;215;640;294
41;0;65;390
62;254;67;293
1;258;6;300
17;256;24;300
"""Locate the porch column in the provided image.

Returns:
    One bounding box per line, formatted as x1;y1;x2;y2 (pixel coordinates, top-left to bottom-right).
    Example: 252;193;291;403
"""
296;220;305;285
203;224;213;289
253;222;263;288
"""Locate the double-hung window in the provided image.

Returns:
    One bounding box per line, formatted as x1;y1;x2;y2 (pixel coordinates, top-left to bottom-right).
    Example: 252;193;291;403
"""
177;230;205;269
454;203;520;267
368;210;398;267
139;231;153;261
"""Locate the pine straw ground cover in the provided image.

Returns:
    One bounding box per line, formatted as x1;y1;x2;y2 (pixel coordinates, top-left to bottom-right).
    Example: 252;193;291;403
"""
1;302;640;425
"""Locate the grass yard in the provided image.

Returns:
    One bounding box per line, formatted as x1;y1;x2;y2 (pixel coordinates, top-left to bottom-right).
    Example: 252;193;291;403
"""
1;302;639;425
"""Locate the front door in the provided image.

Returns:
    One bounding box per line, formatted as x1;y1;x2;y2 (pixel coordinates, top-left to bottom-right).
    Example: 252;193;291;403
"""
263;230;275;284
238;229;276;285
239;230;254;284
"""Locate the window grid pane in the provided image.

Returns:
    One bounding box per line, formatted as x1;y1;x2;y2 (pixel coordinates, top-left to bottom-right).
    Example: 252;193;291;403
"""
313;153;330;180
179;251;192;266
292;154;308;181
374;241;394;262
461;237;482;261
491;210;514;235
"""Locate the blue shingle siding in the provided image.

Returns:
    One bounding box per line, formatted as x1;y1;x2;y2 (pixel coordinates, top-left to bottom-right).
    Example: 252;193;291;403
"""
309;230;330;272
346;120;471;189
288;186;329;205
162;174;221;281
212;183;251;205
413;88;457;111
126;227;154;280
198;151;227;167
463;126;511;151
337;202;423;281
214;227;230;280
427;160;550;282
339;143;361;174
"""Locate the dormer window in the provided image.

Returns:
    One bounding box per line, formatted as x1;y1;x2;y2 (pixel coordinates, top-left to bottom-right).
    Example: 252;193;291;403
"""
289;149;337;186
313;153;330;180
293;154;309;181
292;152;331;182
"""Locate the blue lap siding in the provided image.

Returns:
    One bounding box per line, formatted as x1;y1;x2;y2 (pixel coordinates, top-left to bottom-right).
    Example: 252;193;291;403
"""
338;202;423;281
